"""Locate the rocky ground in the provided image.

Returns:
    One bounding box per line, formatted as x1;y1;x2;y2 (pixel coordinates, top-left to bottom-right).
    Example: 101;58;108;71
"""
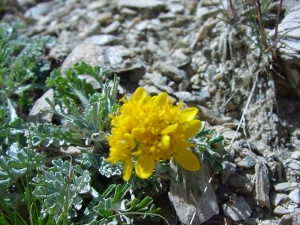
3;0;300;224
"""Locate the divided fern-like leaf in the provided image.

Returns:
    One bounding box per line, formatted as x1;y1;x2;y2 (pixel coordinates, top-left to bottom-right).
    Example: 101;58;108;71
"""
32;158;91;222
29;123;83;147
192;122;227;172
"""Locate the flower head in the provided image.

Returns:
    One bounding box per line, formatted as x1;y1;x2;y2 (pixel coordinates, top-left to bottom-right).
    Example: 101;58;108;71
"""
107;87;201;180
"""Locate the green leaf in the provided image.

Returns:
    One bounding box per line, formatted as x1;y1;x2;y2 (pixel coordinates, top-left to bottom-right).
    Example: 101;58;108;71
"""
135;196;153;211
97;209;113;218
111;184;123;204
102;184;116;198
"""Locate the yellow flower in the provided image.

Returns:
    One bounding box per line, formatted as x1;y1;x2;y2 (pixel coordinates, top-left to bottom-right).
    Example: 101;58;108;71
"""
106;87;201;180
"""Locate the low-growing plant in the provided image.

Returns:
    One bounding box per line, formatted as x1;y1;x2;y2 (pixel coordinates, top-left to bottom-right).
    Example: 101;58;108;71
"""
0;21;228;225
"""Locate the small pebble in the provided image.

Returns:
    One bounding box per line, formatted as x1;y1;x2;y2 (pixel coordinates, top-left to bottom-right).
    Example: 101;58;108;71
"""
291;151;300;160
289;188;300;204
287;162;300;170
273;206;289;215
274;182;292;192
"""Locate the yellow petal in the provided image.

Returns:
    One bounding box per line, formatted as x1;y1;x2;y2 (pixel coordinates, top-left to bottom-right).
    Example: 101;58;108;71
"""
181;107;199;121
161;123;178;134
161;135;170;149
133;87;147;101
132;128;145;142
124;133;136;150
184;120;202;139
174;150;200;171
140;95;151;106
123;157;133;181
135;155;154;179
152;92;168;107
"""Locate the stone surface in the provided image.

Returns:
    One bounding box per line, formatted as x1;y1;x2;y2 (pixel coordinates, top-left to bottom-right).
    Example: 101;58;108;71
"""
287;161;300;170
221;161;236;183
289;188;300;204
291;151;300;160
243;218;256;225
274;182;293;192
169;162;219;224
273;206;289;216
61;44;144;76
270;193;288;206
84;35;120;46
173;91;195;103
255;161;270;209
268;3;300;96
155;61;183;82
117;0;165;10
102;20;121;34
277;214;294;225
28;89;54;126
221;196;252;221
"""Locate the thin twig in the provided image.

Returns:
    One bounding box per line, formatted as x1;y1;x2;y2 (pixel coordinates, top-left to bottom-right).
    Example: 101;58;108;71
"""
229;74;258;148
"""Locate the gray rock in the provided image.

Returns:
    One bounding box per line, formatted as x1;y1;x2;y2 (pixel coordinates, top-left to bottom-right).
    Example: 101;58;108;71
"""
24;2;54;19
143;85;161;95
28;89;54;127
289;188;300;204
274;182;292;192
155;61;183;82
58;30;82;47
221;161;236;183
156;84;174;94
169;162;219;224
205;64;218;82
178;80;189;91
287;161;300;170
173;91;195;103
118;0;165;10
134;20;149;31
102;21;121;34
273;206;289;216
95;12;113;23
62;44;144;76
270;193;288;206
190;74;201;85
211;125;240;140
168;49;191;67
243;218;256;225
228;172;246;187
120;7;138;16
84;35;120;46
238;174;255;195
194;95;205;105
144;72;168;86
268;3;300;96
277;214;294;225
236;159;254;168
167;3;184;14
291;151;300;160
49;30;82;60
78;21;101;38
191;18;218;49
87;0;107;11
221;196;251;221
61;43;99;71
47;146;81;156
197;105;233;125
197;7;219;20
255;161;270;209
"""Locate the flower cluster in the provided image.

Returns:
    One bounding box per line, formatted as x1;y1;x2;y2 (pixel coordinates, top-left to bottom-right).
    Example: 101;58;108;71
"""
106;87;202;180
